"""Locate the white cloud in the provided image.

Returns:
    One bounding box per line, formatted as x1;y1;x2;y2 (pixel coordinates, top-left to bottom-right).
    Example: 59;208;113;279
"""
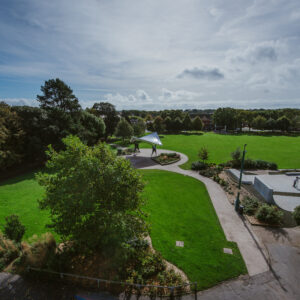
0;0;300;109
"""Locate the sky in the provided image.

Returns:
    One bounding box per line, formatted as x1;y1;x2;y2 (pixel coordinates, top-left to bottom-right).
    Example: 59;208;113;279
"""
0;0;300;110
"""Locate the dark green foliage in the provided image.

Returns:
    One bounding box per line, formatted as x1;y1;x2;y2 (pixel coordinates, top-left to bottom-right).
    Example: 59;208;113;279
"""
115;118;134;140
242;197;260;216
172;117;183;132
78;111;105;145
243;159;277;170
153;116;165;133
37;135;148;251
265;118;277;130
164;116;172;132
293;205;300;225
192;116;203;131
3;215;25;243
133;118;146;136
198;147;209;163
37;78;81;113
255;204;283;225
212;108;237;130
231;147;241;162
0;102;24;170
276;115;290;131
90;102;119;138
252;115;267;130
182;114;193;130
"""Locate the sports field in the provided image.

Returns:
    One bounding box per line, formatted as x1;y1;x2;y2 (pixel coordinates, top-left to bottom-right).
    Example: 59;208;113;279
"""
139;133;300;169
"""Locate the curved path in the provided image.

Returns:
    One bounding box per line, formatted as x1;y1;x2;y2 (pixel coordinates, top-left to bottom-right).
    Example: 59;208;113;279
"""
126;148;269;277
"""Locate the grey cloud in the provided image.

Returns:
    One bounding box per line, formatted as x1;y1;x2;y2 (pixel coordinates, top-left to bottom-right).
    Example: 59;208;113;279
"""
177;67;224;80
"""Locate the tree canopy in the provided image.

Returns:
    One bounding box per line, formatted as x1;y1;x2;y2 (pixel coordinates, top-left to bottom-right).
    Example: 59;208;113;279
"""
37;135;148;251
37;78;81;112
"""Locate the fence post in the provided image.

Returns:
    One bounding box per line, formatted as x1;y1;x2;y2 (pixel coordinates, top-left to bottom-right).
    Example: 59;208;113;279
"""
169;287;174;300
194;282;197;300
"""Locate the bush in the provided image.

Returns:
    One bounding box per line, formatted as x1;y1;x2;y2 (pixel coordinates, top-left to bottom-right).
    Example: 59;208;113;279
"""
293;206;300;225
243;158;277;170
3;215;25;243
255;204;283;225
242;197;260;216
231;147;241;162
191;161;207;170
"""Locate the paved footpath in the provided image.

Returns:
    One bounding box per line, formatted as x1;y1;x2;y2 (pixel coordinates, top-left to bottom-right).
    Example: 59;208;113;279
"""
127;148;269;276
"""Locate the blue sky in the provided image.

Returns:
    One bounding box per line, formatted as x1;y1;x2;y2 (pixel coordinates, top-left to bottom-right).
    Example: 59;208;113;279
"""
1;0;300;110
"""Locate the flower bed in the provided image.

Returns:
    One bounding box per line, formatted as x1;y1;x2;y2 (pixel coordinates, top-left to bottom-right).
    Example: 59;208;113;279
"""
152;153;180;165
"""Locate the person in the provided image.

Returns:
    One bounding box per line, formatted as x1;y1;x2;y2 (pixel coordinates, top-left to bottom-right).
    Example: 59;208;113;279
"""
293;176;299;189
134;141;140;153
151;144;157;157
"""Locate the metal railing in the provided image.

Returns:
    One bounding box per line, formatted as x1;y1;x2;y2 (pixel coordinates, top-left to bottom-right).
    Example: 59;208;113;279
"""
27;266;198;298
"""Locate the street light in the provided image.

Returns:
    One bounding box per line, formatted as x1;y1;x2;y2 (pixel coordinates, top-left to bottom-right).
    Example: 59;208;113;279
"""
234;144;247;212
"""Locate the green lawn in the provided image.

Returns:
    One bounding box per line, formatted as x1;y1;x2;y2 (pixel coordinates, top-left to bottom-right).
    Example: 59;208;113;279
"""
0;172;55;240
141;169;247;289
138;132;300;169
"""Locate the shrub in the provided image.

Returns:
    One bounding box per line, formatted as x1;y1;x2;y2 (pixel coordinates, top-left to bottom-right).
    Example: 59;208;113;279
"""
255;204;283;225
231;147;241;162
3;215;25;243
293;206;300;225
198;147;209;163
243;158;277;170
191;161;207;170
242;197;260;216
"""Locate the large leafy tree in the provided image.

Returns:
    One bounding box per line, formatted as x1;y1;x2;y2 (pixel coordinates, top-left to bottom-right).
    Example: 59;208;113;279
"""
37;78;81;113
153;116;165;133
276;115;290;132
37;136;147;251
78;111;105;145
115;118;134;141
192;116;203;131
212;107;237;130
182;114;193;131
90;102;119;138
252;115;267;130
0;102;24;170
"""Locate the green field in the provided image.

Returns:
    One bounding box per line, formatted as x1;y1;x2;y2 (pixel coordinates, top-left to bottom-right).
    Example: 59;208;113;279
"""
0;172;54;240
141;169;246;289
139;132;300;169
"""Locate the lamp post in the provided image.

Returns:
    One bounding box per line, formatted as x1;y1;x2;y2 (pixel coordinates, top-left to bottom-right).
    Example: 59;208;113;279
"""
234;144;247;212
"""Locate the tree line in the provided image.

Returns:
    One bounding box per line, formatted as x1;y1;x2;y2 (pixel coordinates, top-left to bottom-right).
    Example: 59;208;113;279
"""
212;107;300;131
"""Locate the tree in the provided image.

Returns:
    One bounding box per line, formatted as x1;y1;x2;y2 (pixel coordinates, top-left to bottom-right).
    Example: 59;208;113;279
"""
252;115;267;130
198;147;209;163
37;78;81;112
0;102;24;170
91;102;119;138
164;116;173;132
276;115;290;132
115;118;134;141
153;116;165;133
37;136;148;251
192;116;203;131
182;114;193;131
133;118;146;136
172;117;183;132
78;111;105;145
265;118;277;131
212;108;237;130
4;215;25;243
